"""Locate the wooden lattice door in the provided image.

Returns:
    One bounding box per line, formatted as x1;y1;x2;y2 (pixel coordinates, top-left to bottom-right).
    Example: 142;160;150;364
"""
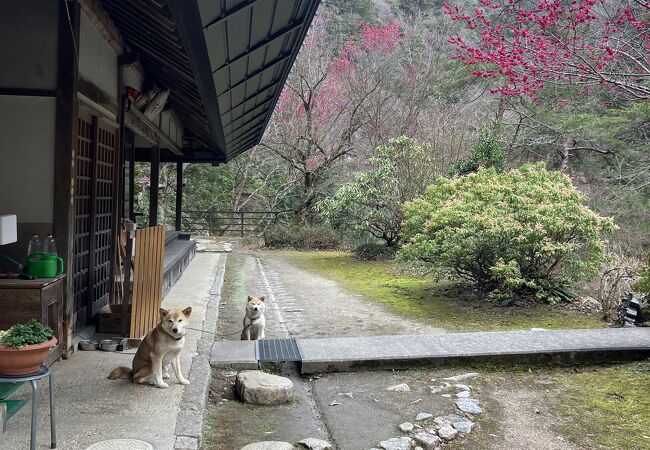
73;109;118;329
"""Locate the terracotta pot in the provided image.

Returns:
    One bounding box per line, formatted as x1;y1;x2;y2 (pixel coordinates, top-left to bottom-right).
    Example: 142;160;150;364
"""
0;337;58;376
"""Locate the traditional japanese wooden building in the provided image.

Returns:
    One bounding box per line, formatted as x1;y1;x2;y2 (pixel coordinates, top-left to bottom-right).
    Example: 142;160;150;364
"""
0;0;319;352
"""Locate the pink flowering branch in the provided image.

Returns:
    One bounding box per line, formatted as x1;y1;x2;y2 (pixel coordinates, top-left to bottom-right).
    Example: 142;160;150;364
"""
443;0;650;101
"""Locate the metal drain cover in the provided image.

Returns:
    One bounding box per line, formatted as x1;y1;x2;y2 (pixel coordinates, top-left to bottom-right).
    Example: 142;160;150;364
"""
85;439;154;450
256;338;302;362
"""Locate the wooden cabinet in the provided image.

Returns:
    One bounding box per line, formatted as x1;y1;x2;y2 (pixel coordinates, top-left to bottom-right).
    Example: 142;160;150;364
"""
0;275;65;365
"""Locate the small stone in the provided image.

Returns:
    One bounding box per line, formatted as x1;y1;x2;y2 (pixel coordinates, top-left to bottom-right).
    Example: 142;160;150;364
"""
338;392;354;398
413;432;441;450
456;399;483;415
534;408;540;414
434;414;465;426
441;394;452;398
456;391;471;398
399;422;414;432
414;447;424;450
298;437;332;450
378;437;412;450
236;371;294;406
452;419;474;434
454;384;471;391
387;383;411;392
240;443;295;450
415;413;433;421
442;373;479;383
438;425;459;441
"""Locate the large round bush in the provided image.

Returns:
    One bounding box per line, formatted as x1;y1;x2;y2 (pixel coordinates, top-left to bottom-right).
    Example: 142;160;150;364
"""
400;163;615;302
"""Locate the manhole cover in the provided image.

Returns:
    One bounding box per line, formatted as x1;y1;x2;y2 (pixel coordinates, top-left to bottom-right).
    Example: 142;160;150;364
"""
85;439;155;450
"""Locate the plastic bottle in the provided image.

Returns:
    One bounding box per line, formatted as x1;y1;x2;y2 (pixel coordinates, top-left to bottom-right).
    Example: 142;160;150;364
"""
27;234;41;258
43;235;58;256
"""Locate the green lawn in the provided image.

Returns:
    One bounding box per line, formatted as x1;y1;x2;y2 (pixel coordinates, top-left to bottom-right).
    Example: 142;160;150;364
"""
278;251;606;332
556;360;650;449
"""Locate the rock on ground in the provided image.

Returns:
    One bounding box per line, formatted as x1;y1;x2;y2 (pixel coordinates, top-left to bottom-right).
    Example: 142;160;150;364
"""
399;422;414;432
456;399;483;415
434;414;465;426
240;442;296;450
298;438;332;450
236;371;294;406
413;432;441;450
415;412;433;421
442;373;479;383
438;425;459;441
452;418;474;434
456;391;471;398
378;437;412;450
386;383;411;392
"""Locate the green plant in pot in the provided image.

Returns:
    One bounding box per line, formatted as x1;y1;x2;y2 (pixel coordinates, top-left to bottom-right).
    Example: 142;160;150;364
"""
0;319;57;376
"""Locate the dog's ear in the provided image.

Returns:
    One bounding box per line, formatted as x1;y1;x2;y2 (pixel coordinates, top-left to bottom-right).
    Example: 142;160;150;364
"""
259;296;266;302
247;296;253;302
160;308;169;317
182;306;192;317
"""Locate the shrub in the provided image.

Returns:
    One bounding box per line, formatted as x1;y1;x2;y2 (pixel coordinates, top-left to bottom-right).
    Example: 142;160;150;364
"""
319;136;442;247
0;319;54;349
400;163;615;303
449;123;505;177
354;243;396;260
633;250;650;299
263;224;342;250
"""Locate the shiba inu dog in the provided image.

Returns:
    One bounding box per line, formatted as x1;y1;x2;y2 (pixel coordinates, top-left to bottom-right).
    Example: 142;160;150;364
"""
108;307;192;388
241;295;266;340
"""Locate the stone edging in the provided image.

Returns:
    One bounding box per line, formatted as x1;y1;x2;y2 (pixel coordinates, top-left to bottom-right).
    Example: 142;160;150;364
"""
174;254;227;450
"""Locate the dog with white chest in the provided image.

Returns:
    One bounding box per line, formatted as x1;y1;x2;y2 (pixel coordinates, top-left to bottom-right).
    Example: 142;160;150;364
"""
241;295;266;340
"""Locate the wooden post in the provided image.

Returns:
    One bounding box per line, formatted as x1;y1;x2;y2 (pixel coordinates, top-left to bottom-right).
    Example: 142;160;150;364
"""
175;160;183;231
121;224;134;338
149;146;160;227
53;0;80;357
240;211;245;237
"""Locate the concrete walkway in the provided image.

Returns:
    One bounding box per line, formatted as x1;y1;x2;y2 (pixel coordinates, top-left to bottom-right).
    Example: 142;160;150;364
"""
1;252;222;450
212;327;650;374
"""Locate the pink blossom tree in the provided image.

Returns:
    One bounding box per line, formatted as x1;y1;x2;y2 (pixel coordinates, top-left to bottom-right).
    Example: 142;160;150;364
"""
443;0;650;102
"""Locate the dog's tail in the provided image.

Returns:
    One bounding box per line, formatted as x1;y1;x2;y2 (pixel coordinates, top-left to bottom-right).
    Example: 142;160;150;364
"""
107;366;133;380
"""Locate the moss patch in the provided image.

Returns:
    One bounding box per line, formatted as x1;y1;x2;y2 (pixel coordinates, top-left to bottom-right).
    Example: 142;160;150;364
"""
278;251;606;332
555;360;650;450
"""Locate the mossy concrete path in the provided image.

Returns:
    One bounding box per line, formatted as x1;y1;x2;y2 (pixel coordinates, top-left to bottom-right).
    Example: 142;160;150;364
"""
206;249;650;450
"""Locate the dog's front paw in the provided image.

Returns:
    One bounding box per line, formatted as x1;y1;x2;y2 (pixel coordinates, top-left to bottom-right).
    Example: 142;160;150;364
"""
179;378;190;385
163;372;170;379
156;382;170;389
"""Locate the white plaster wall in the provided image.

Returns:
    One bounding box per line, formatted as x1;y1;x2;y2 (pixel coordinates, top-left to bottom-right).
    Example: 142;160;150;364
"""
0;0;59;90
0;96;56;223
79;11;118;102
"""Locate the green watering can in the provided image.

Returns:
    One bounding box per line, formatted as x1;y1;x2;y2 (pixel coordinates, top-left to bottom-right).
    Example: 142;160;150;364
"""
25;253;64;278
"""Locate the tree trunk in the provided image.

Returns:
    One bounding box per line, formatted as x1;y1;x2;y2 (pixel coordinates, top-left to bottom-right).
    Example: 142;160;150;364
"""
559;137;575;173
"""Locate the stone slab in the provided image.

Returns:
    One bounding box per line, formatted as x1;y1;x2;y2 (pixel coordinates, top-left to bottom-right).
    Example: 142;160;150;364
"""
297;328;650;373
210;340;258;370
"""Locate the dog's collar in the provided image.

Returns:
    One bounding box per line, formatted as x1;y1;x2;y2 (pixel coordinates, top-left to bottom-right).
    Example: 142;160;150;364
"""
161;327;185;340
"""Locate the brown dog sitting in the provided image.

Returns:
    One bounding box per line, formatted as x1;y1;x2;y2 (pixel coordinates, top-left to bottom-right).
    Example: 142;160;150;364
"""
108;307;191;388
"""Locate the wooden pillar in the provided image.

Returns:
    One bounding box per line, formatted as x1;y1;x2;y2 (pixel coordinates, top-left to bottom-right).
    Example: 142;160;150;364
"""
149;146;160;227
175;160;183;231
53;0;80;356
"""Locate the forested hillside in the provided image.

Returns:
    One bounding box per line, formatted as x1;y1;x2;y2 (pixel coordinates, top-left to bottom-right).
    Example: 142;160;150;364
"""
136;0;649;305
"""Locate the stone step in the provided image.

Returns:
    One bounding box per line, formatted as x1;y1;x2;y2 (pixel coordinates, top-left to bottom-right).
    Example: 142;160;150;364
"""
297;328;650;374
210;328;650;374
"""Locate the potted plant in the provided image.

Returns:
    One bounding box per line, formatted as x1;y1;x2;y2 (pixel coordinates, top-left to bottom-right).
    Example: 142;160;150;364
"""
0;319;57;376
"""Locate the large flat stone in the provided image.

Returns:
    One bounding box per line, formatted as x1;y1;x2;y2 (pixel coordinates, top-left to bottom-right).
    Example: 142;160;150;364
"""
240;442;296;450
211;340;258;370
236;370;294;405
297;328;650;373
